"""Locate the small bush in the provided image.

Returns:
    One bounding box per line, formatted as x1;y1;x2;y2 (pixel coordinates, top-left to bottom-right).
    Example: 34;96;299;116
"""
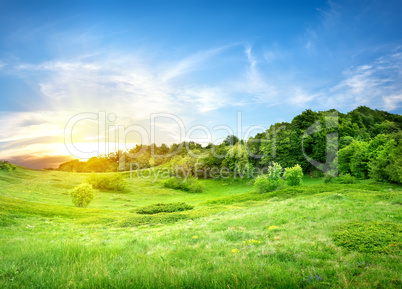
163;177;184;190
136;202;194;214
117;213;187;227
87;173;127;191
254;176;284;193
323;175;335;183
332;221;401;254
189;181;204;193
335;173;357;184
0;161;16;172
309;170;324;178
266;162;283;180
284;164;303;186
163;177;204;193
69;183;95;207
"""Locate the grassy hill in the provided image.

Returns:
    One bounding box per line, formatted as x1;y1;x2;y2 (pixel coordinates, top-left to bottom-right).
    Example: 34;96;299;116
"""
0;167;401;288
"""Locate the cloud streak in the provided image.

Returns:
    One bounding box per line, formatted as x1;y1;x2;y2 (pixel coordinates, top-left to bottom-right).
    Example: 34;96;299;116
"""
316;50;402;110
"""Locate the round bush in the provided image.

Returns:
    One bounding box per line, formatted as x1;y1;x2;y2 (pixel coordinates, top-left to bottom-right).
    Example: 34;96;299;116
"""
163;177;204;193
254;176;284;193
70;183;95;207
334;173;357;184
0;161;16;172
284;164;303;186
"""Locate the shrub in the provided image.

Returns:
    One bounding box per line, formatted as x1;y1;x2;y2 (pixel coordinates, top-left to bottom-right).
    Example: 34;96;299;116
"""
69;183;95;207
266;162;283;180
163;177;204;193
87;173;127;191
335;173;357;184
254;176;284;193
135;202;194;214
323;174;334;183
284;164;303;186
332;221;401;254
0;161;16;172
164;177;183;190
118;213;187;227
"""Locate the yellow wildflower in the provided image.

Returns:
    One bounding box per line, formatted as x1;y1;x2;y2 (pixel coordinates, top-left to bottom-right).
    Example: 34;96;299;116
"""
231;248;239;253
192;236;198;239
268;226;279;230
244;239;263;245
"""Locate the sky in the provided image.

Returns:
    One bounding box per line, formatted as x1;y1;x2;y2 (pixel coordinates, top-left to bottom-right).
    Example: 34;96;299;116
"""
0;0;402;169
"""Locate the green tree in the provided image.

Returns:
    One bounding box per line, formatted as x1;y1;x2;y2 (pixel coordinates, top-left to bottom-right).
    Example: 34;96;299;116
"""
349;142;369;179
223;135;239;146
338;141;369;179
369;133;402;184
224;143;253;178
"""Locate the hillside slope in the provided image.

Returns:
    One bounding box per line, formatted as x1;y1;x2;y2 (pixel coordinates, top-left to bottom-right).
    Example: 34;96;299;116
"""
0;168;401;288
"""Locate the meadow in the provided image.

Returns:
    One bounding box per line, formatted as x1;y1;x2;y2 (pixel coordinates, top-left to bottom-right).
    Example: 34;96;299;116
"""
0;167;401;288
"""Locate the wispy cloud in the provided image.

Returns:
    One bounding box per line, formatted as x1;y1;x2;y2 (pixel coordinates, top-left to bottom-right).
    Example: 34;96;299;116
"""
288;87;317;106
239;45;278;105
177;85;227;113
383;94;402;111
13;46;238;117
16;61;101;71
160;46;230;82
0;112;66;143
0;46;249;165
317;51;402;110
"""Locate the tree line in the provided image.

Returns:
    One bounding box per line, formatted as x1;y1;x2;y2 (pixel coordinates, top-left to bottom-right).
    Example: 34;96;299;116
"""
57;106;402;184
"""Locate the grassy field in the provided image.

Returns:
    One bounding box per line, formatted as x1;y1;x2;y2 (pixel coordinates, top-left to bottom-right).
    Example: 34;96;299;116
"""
0;167;401;288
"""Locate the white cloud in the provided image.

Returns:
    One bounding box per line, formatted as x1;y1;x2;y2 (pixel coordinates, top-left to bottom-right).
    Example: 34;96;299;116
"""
160;46;229;82
316;51;402;111
177;86;227;113
0;111;66;143
245;45;256;68
383;94;402;111
288;88;317;106
0;46;242;162
17;61;100;71
14;47;236;118
240;45;278;105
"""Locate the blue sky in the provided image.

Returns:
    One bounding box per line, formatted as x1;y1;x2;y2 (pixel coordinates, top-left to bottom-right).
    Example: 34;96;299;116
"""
0;0;402;168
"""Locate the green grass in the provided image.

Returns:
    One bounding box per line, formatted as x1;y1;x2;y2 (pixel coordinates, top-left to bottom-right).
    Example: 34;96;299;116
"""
0;167;401;288
332;221;401;254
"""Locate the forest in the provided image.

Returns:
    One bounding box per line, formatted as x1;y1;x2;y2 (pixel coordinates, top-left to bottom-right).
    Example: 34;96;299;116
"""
58;106;402;184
